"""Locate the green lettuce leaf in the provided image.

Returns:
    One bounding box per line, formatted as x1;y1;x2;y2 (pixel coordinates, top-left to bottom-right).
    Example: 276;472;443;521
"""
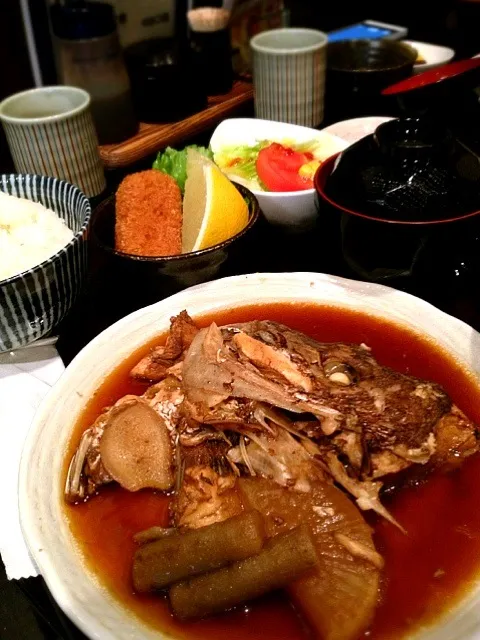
214;142;267;186
153;145;213;193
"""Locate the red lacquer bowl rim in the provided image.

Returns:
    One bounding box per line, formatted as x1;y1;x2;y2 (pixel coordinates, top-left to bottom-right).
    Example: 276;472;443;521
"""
314;153;480;226
382;56;480;96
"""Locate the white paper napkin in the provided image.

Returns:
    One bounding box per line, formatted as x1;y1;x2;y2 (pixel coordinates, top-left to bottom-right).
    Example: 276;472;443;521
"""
0;342;65;580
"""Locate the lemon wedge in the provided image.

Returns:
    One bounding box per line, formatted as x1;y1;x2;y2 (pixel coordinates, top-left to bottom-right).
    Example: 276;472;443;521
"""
182;148;249;253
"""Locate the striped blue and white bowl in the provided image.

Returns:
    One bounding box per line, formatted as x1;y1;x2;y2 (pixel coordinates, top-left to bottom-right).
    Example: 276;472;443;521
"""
0;174;91;352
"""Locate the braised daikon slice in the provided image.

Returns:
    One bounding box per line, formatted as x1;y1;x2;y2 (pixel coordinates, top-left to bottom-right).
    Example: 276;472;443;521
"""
99;399;173;492
239;477;382;640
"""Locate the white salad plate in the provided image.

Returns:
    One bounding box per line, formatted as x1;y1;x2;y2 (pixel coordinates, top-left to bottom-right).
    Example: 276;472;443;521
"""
19;272;480;640
210;118;347;229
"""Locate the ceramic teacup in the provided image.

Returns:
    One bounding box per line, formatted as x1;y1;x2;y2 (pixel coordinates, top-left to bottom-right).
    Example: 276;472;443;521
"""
0;86;105;198
250;28;328;127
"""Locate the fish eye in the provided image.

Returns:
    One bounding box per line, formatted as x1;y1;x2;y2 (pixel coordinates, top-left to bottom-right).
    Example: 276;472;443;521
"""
323;361;357;385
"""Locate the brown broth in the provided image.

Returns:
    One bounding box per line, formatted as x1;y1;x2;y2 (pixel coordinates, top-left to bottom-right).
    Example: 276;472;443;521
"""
64;303;480;640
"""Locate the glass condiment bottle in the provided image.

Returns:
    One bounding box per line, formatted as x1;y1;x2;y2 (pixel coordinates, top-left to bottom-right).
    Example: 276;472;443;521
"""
187;7;233;96
50;0;138;144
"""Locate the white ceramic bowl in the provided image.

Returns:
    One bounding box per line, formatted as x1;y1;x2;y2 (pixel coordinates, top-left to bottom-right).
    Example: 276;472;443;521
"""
321;116;394;145
19;272;480;640
405;40;455;73
210;118;347;229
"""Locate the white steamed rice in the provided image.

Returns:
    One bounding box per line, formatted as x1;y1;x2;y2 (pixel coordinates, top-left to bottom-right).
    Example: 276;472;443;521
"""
0;190;74;282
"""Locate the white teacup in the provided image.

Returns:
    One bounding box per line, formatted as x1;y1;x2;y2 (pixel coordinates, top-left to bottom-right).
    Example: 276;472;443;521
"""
0;86;105;198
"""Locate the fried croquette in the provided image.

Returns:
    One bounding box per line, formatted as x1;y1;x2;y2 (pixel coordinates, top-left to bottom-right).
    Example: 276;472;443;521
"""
115;170;182;256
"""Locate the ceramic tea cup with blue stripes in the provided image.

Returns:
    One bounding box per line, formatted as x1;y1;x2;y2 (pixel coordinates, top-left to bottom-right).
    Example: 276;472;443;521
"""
0;86;105;199
0;174;91;352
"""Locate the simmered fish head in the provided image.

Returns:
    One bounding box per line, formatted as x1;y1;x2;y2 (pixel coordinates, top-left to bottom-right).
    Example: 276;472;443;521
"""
66;311;479;530
183;319;479;491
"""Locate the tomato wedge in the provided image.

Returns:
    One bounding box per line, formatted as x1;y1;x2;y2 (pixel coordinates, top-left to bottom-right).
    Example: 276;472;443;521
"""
256;143;314;192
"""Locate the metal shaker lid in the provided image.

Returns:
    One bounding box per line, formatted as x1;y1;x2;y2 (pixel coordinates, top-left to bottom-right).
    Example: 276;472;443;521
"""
50;1;117;40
